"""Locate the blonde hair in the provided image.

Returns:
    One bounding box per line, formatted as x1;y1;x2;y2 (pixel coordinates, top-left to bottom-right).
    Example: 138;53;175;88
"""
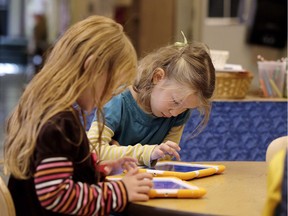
133;42;215;134
4;15;137;179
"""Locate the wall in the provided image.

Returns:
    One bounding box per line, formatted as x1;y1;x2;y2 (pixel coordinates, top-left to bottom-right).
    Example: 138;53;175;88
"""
137;0;175;56
181;100;287;161
7;0;287;91
175;0;203;42
8;0;22;37
175;0;193;42
198;0;287;92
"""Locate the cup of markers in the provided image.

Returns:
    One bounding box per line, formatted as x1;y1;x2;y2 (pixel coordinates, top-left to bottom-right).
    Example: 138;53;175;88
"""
257;59;287;98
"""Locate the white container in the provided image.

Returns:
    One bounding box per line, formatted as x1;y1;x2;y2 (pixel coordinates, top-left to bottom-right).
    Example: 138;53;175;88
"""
210;50;230;70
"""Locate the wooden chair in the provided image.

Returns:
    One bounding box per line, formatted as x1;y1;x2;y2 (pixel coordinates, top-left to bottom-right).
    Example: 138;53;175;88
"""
0;175;15;216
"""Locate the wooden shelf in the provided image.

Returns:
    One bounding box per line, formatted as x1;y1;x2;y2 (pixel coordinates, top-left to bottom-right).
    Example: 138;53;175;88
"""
213;92;288;102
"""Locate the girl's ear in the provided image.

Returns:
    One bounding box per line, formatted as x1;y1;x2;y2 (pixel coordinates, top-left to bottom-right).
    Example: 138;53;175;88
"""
152;68;166;84
84;55;94;70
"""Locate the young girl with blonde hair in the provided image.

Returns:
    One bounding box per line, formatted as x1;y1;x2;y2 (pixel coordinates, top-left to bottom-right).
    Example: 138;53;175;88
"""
4;15;152;215
88;37;215;167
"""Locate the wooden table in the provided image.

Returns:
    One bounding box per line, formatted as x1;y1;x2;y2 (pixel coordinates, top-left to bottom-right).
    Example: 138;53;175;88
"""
127;162;267;216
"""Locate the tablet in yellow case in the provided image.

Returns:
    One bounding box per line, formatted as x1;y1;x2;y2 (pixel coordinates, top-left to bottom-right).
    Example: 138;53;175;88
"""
107;176;206;198
139;161;225;180
148;177;206;198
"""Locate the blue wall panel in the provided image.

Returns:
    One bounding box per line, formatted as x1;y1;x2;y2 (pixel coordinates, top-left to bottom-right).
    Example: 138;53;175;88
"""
180;101;287;162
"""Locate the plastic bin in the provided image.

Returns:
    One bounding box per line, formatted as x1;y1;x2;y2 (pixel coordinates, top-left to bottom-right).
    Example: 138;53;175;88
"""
257;61;286;98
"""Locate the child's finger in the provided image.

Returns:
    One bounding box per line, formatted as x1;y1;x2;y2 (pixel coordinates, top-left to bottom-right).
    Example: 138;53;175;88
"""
135;172;153;181
103;166;112;175
136;185;153;194
164;141;181;151
159;143;177;154
125;166;139;176
138;179;153;188
170;150;181;161
123;161;138;171
159;144;181;160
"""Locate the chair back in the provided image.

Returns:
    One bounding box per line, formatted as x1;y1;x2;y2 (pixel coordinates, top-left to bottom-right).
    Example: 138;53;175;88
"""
266;136;288;162
0;175;15;216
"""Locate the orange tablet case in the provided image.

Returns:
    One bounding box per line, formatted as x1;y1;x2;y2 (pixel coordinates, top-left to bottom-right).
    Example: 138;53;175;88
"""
138;161;225;180
106;176;206;198
148;177;206;198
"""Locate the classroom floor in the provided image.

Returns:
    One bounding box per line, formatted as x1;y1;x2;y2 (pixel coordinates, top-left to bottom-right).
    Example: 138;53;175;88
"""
0;63;31;183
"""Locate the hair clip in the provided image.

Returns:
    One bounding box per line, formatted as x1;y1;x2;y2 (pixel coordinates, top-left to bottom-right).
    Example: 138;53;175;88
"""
174;31;188;47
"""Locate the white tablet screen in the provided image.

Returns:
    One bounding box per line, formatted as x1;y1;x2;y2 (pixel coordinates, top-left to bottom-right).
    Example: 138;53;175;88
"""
153;181;188;189
154;164;207;172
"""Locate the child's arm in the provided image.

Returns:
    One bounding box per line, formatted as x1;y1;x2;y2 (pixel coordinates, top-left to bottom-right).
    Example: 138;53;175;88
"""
34;157;128;215
34;157;152;215
88;122;182;167
88;123;156;167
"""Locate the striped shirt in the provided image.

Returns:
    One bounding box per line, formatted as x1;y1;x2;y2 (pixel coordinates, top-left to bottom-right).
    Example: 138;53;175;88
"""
8;109;128;216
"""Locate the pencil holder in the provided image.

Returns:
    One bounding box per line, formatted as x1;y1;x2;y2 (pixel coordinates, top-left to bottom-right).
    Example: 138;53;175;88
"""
257;61;286;98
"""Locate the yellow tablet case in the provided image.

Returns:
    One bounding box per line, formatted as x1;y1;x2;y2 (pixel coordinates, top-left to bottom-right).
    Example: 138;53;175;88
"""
148;177;206;198
138;161;225;180
106;176;206;199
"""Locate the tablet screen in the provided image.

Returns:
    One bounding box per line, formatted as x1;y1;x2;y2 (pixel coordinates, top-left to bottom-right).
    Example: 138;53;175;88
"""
154;164;207;172
153;181;188;189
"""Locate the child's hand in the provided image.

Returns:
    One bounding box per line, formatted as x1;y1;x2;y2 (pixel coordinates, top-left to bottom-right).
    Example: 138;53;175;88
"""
122;168;153;202
151;141;181;161
100;157;138;175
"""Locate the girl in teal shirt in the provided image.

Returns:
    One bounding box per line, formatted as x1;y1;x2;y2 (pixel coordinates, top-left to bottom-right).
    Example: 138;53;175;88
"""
88;37;215;167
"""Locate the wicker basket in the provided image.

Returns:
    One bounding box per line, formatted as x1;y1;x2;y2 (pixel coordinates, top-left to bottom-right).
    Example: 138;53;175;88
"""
214;71;254;99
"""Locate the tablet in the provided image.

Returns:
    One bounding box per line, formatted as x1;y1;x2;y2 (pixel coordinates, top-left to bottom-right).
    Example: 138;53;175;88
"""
139;161;225;180
106;176;206;198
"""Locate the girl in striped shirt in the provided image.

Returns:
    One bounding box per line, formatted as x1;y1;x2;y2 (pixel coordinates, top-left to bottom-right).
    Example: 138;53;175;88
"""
4;15;153;216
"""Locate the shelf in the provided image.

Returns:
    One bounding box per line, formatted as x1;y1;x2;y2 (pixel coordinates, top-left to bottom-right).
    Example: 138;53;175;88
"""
213;93;288;102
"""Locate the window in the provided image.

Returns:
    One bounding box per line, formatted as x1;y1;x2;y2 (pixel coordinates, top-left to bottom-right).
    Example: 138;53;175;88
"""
208;0;240;18
206;0;248;25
